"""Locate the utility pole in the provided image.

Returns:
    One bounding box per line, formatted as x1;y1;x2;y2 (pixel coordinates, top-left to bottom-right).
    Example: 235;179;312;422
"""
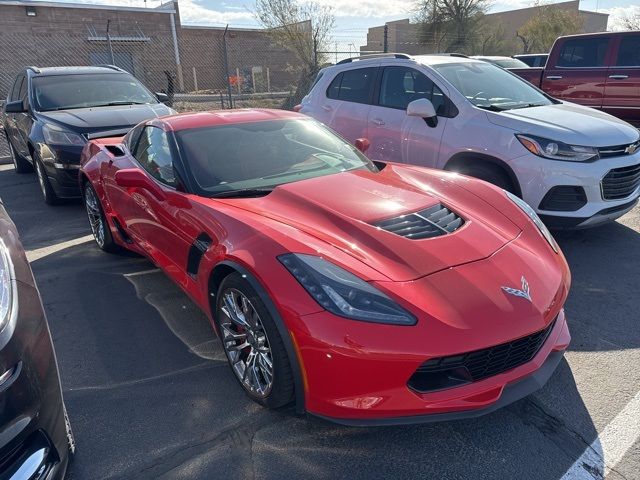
383;24;388;53
223;25;233;108
106;19;115;65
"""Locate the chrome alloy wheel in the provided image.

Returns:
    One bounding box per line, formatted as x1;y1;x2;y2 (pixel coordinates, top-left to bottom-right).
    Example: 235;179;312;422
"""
84;187;105;248
219;288;274;397
35;160;47;196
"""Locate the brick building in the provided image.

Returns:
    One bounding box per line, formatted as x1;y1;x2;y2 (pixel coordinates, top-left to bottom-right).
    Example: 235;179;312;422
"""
361;0;609;56
0;0;301;99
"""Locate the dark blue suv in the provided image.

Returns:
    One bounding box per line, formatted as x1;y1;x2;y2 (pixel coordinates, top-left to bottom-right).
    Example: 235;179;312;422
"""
2;65;174;204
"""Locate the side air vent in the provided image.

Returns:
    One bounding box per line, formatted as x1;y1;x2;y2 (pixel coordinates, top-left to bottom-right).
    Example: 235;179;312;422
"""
374;203;464;240
187;233;213;278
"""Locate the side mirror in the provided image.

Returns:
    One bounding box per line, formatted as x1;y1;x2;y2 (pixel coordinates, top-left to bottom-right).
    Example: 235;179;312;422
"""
115;168;166;201
407;98;438;128
355;138;370;153
156;92;169;103
4;100;26;114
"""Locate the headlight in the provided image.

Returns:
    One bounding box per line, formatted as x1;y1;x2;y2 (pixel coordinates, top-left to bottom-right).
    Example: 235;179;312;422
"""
42;124;86;146
279;253;416;325
506;191;559;254
516;134;598;162
0;238;15;333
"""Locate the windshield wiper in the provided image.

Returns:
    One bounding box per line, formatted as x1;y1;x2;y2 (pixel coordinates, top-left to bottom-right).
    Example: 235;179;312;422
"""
92;101;150;107
511;102;548;109
211;188;274;198
476;104;508;112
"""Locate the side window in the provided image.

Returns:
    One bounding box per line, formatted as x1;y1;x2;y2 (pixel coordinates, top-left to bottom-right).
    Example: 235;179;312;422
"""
133;126;177;187
616;36;640;67
557;38;610;68
9;76;24;102
326;68;376;104
124;123;145;152
18;77;28;102
379;67;447;114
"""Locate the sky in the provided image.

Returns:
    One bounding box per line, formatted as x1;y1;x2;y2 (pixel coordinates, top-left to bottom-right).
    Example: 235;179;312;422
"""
26;0;640;45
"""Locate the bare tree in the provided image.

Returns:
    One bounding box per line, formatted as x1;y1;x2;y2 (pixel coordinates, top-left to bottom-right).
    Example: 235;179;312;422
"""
255;0;334;108
517;1;583;53
619;11;640;30
414;0;490;54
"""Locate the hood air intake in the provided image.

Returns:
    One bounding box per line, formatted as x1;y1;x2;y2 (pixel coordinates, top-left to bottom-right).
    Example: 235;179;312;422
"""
374;203;464;240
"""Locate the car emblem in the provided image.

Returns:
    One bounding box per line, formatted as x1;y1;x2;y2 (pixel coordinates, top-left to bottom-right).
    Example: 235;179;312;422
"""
502;276;532;302
625;143;638;155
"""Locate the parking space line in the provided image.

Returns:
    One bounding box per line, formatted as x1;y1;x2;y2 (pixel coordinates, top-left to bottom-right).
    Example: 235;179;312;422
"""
560;389;640;479
123;268;161;277
26;234;94;262
0;164;14;171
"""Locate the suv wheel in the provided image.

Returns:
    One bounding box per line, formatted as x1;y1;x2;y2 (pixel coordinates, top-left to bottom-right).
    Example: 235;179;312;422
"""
34;155;60;205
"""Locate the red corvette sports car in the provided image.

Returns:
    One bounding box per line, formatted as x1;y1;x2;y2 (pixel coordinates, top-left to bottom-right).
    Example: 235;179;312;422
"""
79;109;571;425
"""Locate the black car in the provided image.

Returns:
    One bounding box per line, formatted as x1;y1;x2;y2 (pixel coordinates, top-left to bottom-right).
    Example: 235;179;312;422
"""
0;199;73;478
2;65;174;204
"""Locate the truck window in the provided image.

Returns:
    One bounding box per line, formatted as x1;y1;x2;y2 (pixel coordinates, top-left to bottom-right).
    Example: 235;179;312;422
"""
557;38;609;68
616;36;640;67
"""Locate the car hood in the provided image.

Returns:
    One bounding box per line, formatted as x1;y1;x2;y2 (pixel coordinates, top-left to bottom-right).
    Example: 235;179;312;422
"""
37;103;174;134
485;102;639;147
215;165;521;282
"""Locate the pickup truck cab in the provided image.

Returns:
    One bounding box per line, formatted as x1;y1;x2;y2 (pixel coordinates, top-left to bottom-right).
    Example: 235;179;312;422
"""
511;31;640;127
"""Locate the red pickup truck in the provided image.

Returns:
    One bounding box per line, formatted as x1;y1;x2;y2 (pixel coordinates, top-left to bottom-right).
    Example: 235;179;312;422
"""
511;31;640;127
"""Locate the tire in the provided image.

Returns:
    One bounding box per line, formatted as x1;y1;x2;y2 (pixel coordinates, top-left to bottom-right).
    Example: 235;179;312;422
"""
215;273;294;409
33;155;60;205
455;163;516;194
7;138;33;173
83;182;120;253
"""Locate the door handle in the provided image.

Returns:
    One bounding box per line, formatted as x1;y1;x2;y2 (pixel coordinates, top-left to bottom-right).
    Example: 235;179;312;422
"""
371;118;385;126
608;74;629;80
546;75;563;80
321;105;332;111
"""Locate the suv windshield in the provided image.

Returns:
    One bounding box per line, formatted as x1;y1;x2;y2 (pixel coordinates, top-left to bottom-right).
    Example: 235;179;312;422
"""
176;118;377;196
434;62;552;111
32;73;158;111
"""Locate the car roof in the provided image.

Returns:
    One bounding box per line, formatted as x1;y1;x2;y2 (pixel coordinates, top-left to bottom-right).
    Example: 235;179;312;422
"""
411;55;482;67
28;66;126;77
159;109;306;131
472;56;511;60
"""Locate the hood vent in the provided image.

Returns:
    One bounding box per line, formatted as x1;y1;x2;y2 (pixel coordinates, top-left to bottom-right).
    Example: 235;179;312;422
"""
374;203;464;240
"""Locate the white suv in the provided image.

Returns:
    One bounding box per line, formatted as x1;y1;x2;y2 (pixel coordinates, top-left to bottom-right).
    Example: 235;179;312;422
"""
298;53;640;228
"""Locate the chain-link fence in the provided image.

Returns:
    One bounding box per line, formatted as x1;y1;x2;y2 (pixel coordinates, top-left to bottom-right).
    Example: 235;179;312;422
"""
0;3;316;114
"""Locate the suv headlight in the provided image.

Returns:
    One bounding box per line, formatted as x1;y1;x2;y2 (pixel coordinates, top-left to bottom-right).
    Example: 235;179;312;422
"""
0;238;15;333
279;253;416;325
516;134;598;162
506;191;559;254
43;124;86;146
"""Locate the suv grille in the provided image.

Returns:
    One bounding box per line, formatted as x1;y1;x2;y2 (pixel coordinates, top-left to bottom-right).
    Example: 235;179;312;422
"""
598;141;640;158
601;163;640;200
374;203;464;240
408;318;556;393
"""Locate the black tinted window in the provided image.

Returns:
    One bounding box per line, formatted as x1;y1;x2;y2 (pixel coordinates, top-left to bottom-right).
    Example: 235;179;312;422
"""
326;68;376;104
133;127;177;187
616;36;640;67
18;77;28;101
557;38;609;68
32;73;157;111
379;67;446;113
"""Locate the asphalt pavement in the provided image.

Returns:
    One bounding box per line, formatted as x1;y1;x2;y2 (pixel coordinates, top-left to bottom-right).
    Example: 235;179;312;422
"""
0;155;638;479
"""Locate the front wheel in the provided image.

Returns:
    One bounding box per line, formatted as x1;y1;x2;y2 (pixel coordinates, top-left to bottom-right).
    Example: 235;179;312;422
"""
454;163;516;194
34;156;60;205
83;182;120;253
215;273;294;408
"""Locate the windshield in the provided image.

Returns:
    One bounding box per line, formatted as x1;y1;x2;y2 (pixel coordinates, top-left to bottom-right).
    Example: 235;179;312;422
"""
176;118;377;196
434;62;552;111
32;73;158;111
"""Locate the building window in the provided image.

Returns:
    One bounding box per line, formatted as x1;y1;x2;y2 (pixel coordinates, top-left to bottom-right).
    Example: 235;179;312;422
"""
25;6;37;16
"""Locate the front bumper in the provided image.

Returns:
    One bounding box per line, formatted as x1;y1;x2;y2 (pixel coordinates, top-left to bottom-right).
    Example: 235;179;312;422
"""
512;150;640;228
37;143;82;198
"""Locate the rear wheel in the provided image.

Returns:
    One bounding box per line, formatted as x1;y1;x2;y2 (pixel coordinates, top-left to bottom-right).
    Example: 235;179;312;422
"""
215;273;294;408
83;182;120;253
34;155;60;205
7;140;32;173
453;163;516;194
